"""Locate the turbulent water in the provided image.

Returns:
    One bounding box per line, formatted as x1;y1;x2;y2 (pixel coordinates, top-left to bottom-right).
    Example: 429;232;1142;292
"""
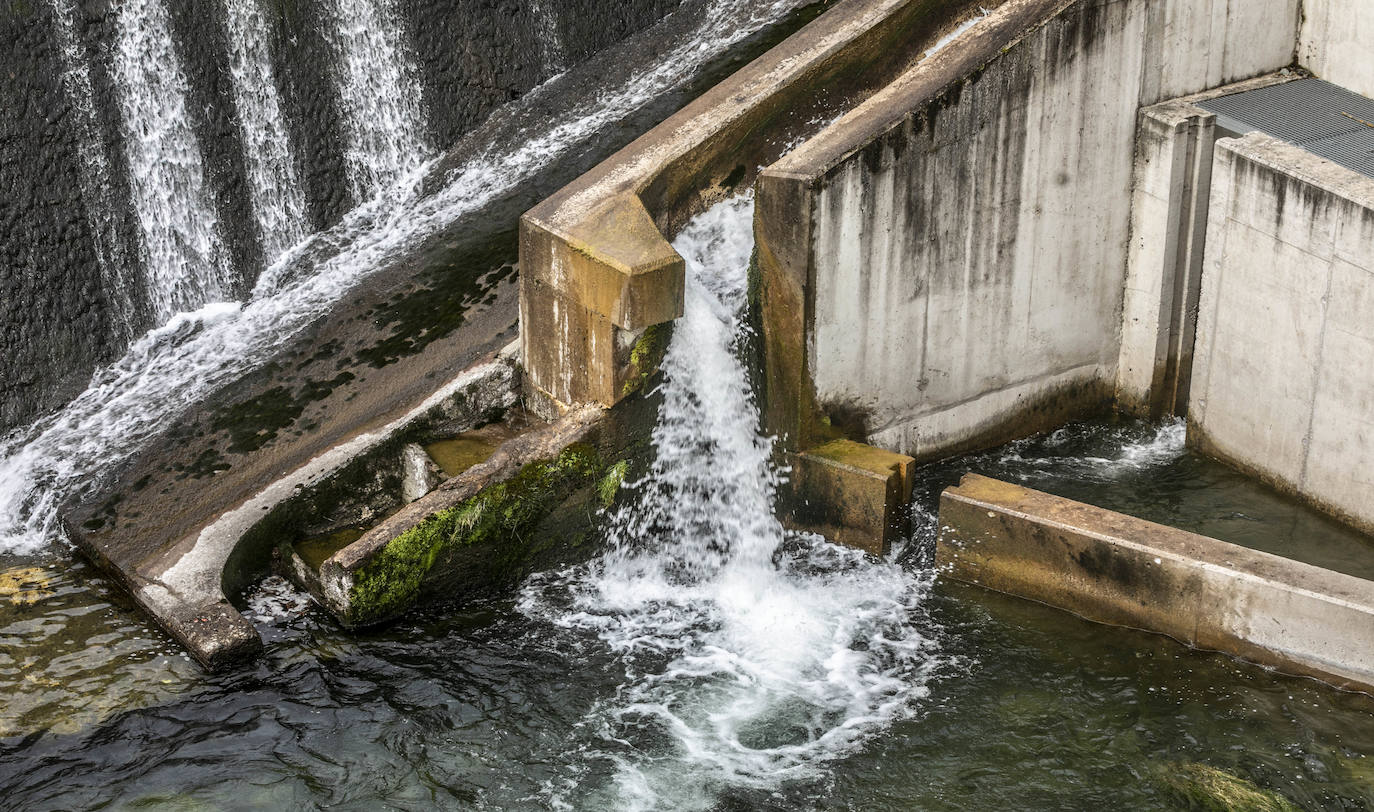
223;0;311;265
0;0;805;552
519;197;945;810
320;0;430;200
112;0;234;322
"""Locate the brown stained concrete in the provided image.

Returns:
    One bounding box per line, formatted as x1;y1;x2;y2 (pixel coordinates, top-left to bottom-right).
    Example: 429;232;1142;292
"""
792;440;914;556
521;0;1001;408
937;473;1374;694
755;0;1066;456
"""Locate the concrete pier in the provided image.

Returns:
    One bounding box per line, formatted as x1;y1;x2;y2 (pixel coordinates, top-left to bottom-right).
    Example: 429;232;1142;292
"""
938;474;1374;693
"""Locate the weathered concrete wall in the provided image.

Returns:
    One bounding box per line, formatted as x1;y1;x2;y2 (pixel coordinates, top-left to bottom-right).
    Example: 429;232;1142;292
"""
1115;101;1215;417
1190;132;1374;536
756;0;1297;460
1298;0;1374;99
520;0;996;411
938;474;1374;694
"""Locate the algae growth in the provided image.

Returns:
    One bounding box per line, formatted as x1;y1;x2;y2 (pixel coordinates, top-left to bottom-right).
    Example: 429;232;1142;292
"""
346;443;616;626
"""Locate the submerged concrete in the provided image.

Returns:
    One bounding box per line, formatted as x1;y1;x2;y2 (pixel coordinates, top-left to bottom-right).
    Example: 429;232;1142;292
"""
938;474;1374;694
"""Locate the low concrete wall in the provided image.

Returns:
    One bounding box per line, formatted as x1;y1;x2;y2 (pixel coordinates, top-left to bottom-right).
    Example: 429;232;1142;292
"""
755;0;1296;460
1189;132;1374;536
1299;0;1374;100
938;474;1374;693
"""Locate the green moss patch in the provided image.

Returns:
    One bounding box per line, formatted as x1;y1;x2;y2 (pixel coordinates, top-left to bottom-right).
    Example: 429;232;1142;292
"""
1159;763;1301;812
346;443;611;626
621;322;672;397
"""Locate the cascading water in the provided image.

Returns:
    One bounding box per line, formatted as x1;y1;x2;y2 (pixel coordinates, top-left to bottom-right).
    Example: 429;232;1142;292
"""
112;0;234;322
222;0;311;265
520;197;945;810
50;0;138;341
528;0;568;74
0;0;805;554
320;0;430;201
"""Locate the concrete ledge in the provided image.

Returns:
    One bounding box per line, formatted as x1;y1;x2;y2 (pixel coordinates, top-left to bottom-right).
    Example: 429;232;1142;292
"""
316;406;607;627
65;353;519;669
791;439;914;556
937;473;1374;693
521;0;998;409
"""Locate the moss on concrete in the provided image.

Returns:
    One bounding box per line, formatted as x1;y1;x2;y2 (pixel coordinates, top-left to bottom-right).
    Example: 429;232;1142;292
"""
598;460;630;508
346;443;609;626
620;321;673;397
1159;764;1301;812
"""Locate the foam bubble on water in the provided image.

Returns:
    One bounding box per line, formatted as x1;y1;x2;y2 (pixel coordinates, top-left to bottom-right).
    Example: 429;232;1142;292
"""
0;0;806;555
521;196;945;810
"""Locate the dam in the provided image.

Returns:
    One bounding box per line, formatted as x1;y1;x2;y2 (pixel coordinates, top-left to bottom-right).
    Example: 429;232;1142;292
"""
1;0;1373;807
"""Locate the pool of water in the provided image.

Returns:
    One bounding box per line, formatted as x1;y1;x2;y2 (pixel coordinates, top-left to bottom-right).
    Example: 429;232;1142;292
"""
1;564;1372;810
4;202;1374;811
907;419;1374;581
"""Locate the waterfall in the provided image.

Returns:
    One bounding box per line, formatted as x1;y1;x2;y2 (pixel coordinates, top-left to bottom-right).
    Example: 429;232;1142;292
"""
112;0;234;323
50;0;138;340
529;0;568;73
222;0;311;266
319;0;429;201
519;197;945;810
0;0;807;554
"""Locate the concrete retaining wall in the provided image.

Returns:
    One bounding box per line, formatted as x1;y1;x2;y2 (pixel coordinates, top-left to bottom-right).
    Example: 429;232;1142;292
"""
1189;132;1374;536
1299;0;1374;99
756;0;1296;461
938;474;1374;693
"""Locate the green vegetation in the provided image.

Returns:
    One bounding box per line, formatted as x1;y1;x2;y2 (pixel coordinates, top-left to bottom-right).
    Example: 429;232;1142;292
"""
621;322;672;397
346;443;612;626
1159;763;1302;812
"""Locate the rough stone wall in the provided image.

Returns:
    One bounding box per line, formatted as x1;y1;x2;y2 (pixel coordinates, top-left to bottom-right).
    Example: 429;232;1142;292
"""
1298;0;1374;99
1189;133;1374;535
0;0;679;435
759;0;1296;460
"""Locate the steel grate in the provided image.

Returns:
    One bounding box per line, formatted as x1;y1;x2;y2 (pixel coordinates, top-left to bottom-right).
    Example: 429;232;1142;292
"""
1199;78;1374;178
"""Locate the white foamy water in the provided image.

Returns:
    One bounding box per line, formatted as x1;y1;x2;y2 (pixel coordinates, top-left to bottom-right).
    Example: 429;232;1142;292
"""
520;197;944;810
51;0;138;341
223;0;311;264
112;0;234;323
320;0;430;201
528;0;568;73
0;0;804;555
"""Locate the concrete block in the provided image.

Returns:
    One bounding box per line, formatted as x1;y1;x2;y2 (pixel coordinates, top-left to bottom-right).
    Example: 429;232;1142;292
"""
937;474;1374;693
792;439;914;556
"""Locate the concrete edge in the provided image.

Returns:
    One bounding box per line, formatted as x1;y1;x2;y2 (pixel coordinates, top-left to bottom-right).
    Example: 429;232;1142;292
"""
937;473;1374;694
69;353;519;670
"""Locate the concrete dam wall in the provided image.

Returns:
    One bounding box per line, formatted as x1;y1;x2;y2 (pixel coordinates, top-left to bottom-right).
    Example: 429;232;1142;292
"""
0;0;679;435
754;0;1299;461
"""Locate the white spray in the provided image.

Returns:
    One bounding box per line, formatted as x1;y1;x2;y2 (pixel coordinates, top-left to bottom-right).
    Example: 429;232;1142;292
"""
521;197;945;810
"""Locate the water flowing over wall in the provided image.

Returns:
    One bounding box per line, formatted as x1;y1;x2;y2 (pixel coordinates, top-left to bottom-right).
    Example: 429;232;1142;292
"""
222;0;310;264
0;0;683;435
112;0;234;322
318;0;429;201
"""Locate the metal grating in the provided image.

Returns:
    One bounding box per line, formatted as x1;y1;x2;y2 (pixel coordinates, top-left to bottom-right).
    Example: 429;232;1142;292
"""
1199;78;1374;178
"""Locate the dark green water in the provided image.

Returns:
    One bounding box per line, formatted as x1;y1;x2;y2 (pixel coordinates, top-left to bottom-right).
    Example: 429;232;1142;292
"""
1;418;1372;809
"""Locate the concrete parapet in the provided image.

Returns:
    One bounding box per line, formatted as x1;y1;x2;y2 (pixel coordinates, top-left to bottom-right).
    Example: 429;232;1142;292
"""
791;439;915;556
521;0;1000;411
938;474;1374;693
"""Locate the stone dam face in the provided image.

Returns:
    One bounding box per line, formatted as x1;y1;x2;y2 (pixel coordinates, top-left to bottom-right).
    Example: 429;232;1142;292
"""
0;0;680;434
